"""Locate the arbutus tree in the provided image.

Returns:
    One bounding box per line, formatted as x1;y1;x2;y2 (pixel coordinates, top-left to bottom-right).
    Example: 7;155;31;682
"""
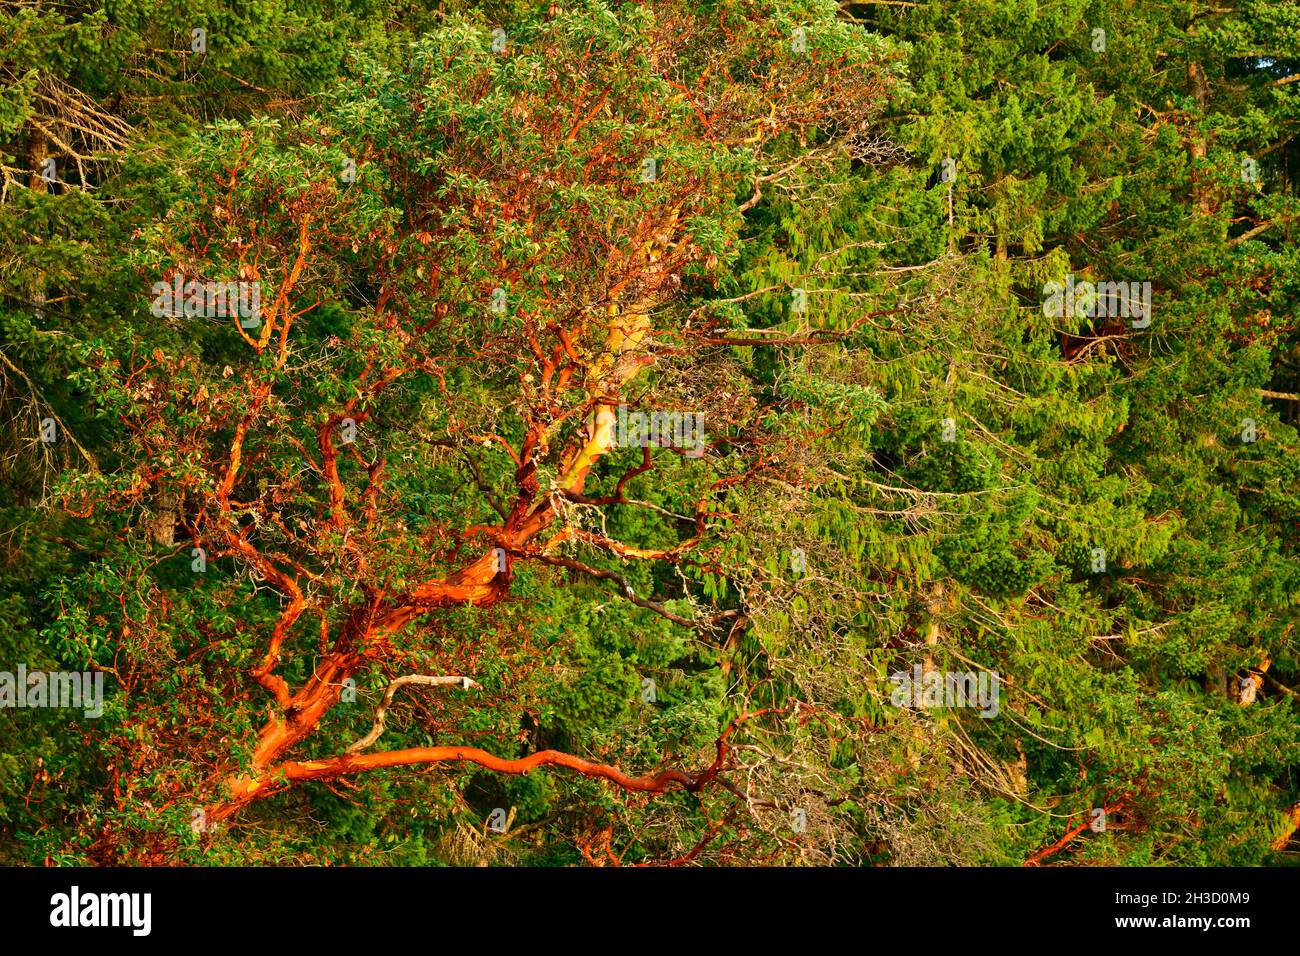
56;0;904;861
8;0;1299;872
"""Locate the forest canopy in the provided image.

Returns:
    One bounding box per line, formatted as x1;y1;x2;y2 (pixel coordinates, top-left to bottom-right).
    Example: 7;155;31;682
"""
1;0;1298;867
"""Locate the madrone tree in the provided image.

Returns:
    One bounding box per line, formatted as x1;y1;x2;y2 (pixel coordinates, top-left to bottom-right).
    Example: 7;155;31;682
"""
54;0;905;862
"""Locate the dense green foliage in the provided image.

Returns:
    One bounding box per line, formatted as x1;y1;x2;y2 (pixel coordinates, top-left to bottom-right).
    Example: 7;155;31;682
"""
1;0;1297;866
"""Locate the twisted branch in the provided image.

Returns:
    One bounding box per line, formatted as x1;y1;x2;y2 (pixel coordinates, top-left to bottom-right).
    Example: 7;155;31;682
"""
347;674;481;754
